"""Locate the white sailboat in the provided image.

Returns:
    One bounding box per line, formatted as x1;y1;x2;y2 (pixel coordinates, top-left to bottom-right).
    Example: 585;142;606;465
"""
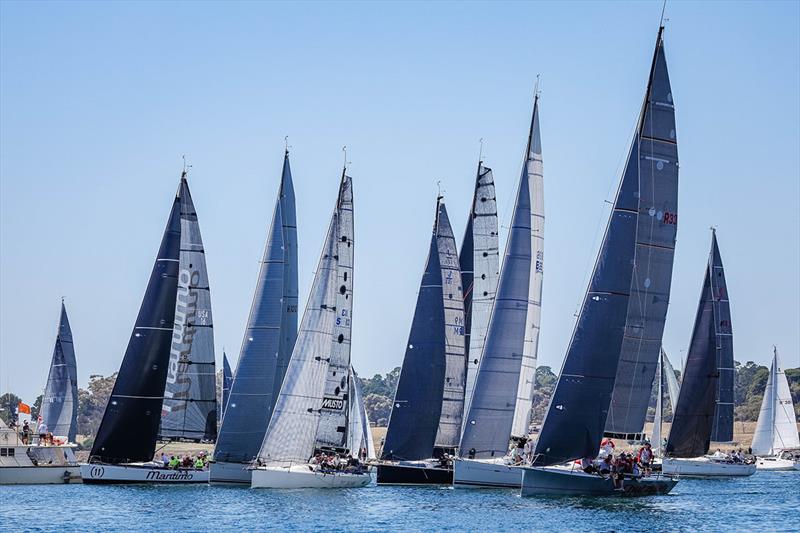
250;167;370;489
752;347;800;471
0;417;81;485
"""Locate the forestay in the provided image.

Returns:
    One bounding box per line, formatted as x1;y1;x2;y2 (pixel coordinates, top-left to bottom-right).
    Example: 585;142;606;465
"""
460;163;500;430
751;348;800;456
605;29;679;438
256;174;354;464
665;230;727;458
41;301;79;443
532;29;675;467
160;175;217;442
91;187;182;464
511;93;545;439
434;201;467;450
215;153;298;463
381;204;447;461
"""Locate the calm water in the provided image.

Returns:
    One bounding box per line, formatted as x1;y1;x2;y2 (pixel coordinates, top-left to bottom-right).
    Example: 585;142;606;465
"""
3;472;798;532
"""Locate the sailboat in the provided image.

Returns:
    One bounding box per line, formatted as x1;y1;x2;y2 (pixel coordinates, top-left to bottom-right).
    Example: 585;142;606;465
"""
0;302;81;485
752;347;800;471
81;169;215;484
211;149;298;484
41;301;80;444
250;167;369;489
376;197;466;485
349;369;377;461
520;26;678;497
662;230;756;477
454;88;543;489
220;351;233;421
651;348;681;458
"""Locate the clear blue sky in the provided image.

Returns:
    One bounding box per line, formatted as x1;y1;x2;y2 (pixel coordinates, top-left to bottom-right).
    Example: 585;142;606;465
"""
1;1;798;403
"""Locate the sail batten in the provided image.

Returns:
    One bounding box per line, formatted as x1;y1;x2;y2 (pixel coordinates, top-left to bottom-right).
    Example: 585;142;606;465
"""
41;302;79;442
215;154;298;463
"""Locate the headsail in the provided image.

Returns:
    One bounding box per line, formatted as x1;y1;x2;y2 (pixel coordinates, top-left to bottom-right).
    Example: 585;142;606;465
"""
381;203;447;461
605;24;679;439
41;301;79;442
532;29;674;467
221;351;232;420
160;174;217;442
433;200;467;451
256;173;354;464
511;91;545;439
665;230;730;457
460;163;500;429
751;347;799;456
215;152;298;463
348;370;376;460
90;184;182;464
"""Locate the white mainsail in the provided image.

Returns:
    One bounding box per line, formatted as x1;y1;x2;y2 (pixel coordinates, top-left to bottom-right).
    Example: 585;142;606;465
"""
256;174;354;464
752;347;800;456
511;92;545;438
653;349;681;456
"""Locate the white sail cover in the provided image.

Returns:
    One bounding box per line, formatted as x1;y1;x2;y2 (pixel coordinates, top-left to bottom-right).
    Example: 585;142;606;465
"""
511;94;545;438
160;175;217;441
461;165;500;430
257;175;354;464
434;201;467;449
751;348;800;456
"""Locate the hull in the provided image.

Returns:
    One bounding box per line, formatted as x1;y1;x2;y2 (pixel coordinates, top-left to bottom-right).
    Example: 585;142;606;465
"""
520;466;677;497
662;457;756;477
453;458;523;489
80;463;209;484
0;465;81;485
376;462;453;485
755;457;800;471
210;461;252;485
251;464;371;489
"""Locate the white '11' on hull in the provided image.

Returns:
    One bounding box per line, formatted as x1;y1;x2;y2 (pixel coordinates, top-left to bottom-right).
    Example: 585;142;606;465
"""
452;458;524;489
661;457;756;477
251;464;371;489
80;463;210;484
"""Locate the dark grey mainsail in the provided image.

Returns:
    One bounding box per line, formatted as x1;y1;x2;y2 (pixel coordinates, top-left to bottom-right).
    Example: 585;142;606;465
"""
709;233;734;442
460;163;500;430
381;203;447;461
434;201;467;452
214;151;298;463
160;174;217;442
90;186;182;464
221;351;232;420
41;301;78;442
532;28;673;467
605;28;679;438
666;230;732;456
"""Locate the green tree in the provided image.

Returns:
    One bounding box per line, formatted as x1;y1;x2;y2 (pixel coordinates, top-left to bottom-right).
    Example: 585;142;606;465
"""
77;373;117;437
0;392;22;425
31;394;43;421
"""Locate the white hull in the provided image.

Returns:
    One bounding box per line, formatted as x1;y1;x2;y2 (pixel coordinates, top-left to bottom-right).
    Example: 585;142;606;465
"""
662;457;756;477
756;456;800;471
80;463;209;484
251;464;371;489
209;461;252;485
453;458;523;489
0;465;81;485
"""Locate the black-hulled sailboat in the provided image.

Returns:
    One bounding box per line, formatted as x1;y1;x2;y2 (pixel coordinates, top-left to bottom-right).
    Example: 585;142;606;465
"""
376;197;466;485
454;88;544;489
81;169;215;484
662;230;756;477
211;150;298;484
520;26;678;496
250;167;369;488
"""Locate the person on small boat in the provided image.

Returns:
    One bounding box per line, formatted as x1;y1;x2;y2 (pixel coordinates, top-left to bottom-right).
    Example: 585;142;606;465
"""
161;453;169;467
599;454;613;475
580;457;596;474
711;449;728;461
37;422;50;445
21;420;30;444
194;457;205;470
168;456;179;469
637;442;653;476
523;438;533;463
512;441;525;465
611;455;624;491
598;438;615;459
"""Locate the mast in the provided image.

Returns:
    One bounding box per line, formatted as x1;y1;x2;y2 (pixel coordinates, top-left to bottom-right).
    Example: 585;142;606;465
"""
605;24;679;439
41;301;79;442
214;151;298;463
90;181;182;464
381;200;447;461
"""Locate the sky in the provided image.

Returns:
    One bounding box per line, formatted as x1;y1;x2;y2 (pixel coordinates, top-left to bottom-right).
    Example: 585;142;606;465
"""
1;1;798;403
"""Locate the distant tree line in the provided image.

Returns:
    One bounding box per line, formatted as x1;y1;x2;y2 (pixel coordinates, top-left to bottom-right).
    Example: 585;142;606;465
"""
1;360;797;438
